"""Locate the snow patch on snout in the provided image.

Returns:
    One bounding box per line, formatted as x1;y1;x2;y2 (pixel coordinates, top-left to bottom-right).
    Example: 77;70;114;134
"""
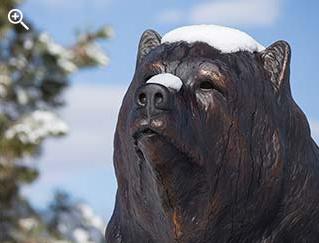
146;73;183;92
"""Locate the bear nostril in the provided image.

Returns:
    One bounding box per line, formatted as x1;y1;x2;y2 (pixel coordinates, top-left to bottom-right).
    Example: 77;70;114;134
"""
135;84;171;111
154;92;163;105
138;92;147;106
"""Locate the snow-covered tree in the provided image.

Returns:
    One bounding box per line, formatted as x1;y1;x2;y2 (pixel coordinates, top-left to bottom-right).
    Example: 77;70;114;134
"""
0;0;111;241
47;191;105;243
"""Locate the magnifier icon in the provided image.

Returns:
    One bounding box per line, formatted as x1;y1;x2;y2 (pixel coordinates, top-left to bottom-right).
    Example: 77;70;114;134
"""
8;9;29;30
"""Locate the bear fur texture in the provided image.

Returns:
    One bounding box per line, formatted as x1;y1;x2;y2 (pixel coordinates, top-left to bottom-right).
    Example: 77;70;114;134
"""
106;28;319;243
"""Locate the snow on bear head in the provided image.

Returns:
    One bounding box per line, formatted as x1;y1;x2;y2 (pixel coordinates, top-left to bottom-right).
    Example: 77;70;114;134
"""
161;25;265;54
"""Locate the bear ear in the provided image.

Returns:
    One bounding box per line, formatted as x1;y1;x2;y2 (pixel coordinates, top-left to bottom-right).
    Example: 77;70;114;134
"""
260;41;291;95
136;29;161;67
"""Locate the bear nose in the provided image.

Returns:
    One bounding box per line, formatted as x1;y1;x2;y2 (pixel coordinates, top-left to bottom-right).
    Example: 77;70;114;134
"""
135;83;172;116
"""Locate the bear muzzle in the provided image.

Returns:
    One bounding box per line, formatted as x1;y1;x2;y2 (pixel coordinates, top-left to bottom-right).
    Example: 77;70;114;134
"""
135;83;174;117
132;83;171;142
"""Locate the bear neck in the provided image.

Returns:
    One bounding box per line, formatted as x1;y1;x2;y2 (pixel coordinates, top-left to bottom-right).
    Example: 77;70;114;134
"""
115;155;274;242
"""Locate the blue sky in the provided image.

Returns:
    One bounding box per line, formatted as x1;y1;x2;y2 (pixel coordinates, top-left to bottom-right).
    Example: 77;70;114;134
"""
18;0;319;222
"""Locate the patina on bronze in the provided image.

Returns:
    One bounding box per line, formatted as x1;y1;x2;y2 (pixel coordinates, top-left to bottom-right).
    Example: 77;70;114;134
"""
106;29;319;242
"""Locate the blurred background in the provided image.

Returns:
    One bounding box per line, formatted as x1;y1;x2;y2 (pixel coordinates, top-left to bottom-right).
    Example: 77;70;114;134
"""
0;0;318;242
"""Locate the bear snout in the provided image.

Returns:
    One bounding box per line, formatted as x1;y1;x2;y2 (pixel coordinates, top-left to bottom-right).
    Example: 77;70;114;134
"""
135;83;175;118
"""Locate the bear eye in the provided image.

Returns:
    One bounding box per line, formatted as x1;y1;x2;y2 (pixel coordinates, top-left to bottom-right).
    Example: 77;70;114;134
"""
199;80;225;96
199;81;214;91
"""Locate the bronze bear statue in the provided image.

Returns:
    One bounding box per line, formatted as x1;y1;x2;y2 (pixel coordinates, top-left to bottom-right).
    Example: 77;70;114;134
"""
106;25;319;243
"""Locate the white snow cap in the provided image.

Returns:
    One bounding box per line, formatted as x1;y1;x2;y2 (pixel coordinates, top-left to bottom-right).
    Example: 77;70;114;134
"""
161;25;265;53
146;73;183;91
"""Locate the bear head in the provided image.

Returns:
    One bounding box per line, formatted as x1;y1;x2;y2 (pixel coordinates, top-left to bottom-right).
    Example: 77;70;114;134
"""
106;25;319;243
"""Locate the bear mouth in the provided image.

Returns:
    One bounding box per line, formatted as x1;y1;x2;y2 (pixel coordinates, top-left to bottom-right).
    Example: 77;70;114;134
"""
133;127;160;162
132;127;201;166
133;128;160;155
133;128;159;141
